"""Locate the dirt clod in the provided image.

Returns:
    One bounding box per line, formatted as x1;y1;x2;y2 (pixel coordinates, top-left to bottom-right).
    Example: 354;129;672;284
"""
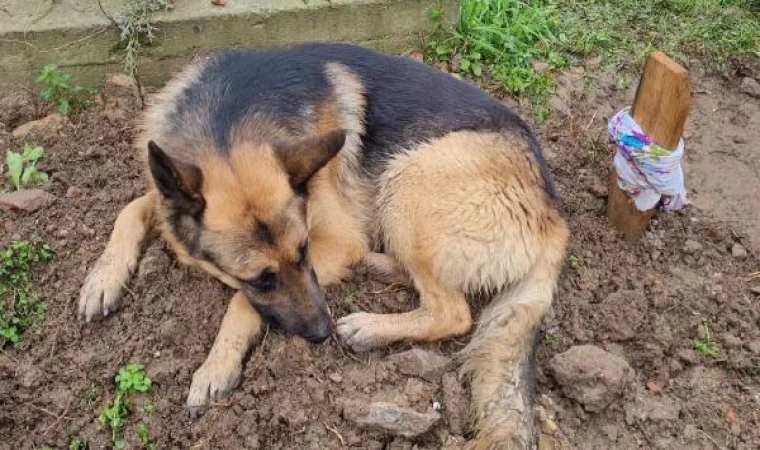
11;113;66;138
739;77;760;98
342;400;440;438
389;348;452;382
731;242;748;259
0;188;56;212
683;239;703;254
549;345;634;412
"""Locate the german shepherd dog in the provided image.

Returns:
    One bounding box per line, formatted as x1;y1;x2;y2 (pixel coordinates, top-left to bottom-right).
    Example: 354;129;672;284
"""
79;43;568;449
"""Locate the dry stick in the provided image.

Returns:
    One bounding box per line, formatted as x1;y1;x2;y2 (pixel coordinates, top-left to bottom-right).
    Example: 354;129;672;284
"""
323;422;346;446
42;399;72;435
607;51;691;241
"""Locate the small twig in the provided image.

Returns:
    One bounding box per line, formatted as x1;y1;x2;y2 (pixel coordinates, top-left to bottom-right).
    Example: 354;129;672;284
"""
634;422;656;449
42;399;72;435
28;403;75;421
324;422;345;445
97;0;120;26
698;428;725;450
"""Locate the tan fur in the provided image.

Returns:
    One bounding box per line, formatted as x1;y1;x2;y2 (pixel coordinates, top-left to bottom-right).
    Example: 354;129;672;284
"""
337;130;569;448
80;58;567;447
187;291;263;416
78;192;158;320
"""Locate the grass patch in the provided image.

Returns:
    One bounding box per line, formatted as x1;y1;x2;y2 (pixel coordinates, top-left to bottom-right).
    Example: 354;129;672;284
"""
693;323;718;357
0;241;53;348
426;0;759;102
100;363;153;449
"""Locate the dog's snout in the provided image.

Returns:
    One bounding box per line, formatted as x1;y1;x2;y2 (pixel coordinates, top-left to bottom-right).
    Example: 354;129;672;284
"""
305;319;332;343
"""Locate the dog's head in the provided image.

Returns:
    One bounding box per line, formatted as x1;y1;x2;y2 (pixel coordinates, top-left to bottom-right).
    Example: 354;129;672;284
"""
146;129;346;343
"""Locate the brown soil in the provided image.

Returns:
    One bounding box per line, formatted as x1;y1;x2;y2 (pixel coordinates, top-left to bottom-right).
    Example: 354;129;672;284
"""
0;63;758;450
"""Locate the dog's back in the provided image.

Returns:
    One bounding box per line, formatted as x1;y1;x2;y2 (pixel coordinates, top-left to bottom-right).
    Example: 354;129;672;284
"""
141;43;557;199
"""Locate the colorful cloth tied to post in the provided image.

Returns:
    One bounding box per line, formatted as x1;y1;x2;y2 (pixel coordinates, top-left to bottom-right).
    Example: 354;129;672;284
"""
608;108;688;212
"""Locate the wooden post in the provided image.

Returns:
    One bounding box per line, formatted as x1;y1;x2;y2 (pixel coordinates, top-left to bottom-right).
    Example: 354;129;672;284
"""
607;52;691;241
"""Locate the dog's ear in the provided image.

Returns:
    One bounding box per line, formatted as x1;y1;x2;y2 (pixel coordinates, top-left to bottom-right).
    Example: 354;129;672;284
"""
273;129;346;188
147;140;205;217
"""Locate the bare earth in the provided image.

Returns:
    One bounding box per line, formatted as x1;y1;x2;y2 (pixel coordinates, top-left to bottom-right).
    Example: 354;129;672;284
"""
0;62;758;449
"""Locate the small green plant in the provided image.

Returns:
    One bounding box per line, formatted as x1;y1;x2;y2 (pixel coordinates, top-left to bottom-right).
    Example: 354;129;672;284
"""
693;324;718;357
567;255;579;271
100;363;152;448
0;240;53;347
137;424;157;450
68;435;89;450
36;64;86;115
5;144;49;190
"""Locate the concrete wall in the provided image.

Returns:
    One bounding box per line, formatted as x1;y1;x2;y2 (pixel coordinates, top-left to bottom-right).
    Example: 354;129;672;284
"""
0;0;459;90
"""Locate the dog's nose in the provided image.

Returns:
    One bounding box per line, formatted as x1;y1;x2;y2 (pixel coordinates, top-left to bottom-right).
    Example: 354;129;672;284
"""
305;320;332;344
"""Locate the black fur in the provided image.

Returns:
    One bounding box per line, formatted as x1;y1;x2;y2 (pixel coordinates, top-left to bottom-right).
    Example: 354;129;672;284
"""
166;43;557;200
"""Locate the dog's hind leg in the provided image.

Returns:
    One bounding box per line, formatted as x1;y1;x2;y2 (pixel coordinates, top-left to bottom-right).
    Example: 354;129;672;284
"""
187;291;262;419
362;252;412;287
78;191;158;321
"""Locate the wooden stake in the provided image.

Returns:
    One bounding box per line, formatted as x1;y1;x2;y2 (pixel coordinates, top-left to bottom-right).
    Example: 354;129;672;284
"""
607;51;691;241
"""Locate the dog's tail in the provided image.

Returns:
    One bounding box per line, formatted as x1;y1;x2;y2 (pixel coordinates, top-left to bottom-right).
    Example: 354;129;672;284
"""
461;233;566;450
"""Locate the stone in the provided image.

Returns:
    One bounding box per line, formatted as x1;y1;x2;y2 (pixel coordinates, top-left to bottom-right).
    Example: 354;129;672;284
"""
441;372;468;436
739;77;760;98
731;243;748;259
722;333;742;350
11;114;66;138
682;240;703;254
746;339;760;355
549;345;634;412
342;400;440;438
0;189;56;212
65;186;85;199
388;349;452;382
750;286;760;296
101;74;142;123
625;392;681;423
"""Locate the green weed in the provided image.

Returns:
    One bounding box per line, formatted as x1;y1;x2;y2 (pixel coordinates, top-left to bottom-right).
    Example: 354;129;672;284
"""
567;255;579;271
137;423;157;450
100;363;153;448
0;241;53;348
693;323;718;357
426;1;563;101
425;0;760;103
68;435;89;450
36;64;87;115
5;144;49;190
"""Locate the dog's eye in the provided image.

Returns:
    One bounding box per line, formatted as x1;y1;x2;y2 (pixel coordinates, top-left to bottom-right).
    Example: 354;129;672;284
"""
248;268;277;293
297;241;308;269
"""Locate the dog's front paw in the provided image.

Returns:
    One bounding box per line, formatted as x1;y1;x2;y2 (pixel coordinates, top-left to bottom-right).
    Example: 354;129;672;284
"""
336;312;392;353
78;255;130;321
186;357;243;419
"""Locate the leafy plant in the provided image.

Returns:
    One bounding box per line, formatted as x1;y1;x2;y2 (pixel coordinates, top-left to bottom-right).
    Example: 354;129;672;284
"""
117;363;153;393
5;144;49;190
36;64;86;115
0;241;53;348
68;435;89;450
100;363;153;448
137;424;157;450
567;255;579;271
693;323;718;357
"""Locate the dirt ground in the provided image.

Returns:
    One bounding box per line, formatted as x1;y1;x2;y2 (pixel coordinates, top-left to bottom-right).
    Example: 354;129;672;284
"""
0;59;759;450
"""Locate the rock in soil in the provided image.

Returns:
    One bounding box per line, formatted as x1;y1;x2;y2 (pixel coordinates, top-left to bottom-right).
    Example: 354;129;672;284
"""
389;348;452;382
0;189;56;212
441;372;469;436
342;400;440;438
625;391;681;423
11;113;66;138
549;345;634;412
740;77;760;98
100;73;142;123
731;242;748;259
682;239;703;254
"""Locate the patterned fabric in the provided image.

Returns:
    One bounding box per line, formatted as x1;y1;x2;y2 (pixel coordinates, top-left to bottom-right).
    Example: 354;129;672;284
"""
608;108;688;211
